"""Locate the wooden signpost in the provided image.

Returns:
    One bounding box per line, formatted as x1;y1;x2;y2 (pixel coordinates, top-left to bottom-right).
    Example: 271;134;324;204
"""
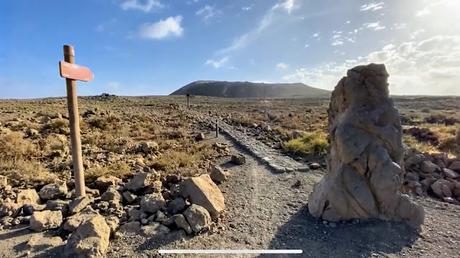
186;93;190;108
59;45;94;197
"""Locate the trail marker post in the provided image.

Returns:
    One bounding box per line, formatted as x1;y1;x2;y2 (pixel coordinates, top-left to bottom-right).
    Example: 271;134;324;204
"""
59;45;94;197
186;94;190;108
215;118;219;138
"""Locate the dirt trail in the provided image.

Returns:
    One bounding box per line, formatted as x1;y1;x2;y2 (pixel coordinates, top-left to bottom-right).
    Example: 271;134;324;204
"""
108;132;460;258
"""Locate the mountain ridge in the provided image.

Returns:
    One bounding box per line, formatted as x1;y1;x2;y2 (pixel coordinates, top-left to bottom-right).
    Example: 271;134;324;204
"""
170;80;330;98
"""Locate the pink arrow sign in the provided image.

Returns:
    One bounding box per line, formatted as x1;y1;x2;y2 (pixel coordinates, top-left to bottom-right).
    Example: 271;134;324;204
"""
59;61;94;82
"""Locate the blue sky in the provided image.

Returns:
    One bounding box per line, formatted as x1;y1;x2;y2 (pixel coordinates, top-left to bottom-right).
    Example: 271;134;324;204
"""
1;0;460;98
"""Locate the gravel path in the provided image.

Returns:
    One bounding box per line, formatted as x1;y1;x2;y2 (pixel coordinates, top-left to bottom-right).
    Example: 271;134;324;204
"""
107;133;460;258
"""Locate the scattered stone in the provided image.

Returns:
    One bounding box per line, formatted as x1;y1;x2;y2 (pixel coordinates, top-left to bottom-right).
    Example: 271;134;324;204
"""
22;204;46;216
141;223;170;237
122;191;137;204
118;221;141;234
30;210;63;232
101;186;122;202
27;234;63;250
173;214;192;234
94;176;122;192
195;133;205;141
155;210;168;223
16;189;40;205
45;199;69;213
63;208;99;232
68;196;93;214
292;180;301;188
209;165;229;183
0;202;22;217
125;172;160;192
448;160;460;172
421;161;440;174
180;174;225;218
231;154;246;165
39;181;68;200
140;193;165;214
65;214;110;258
137;141;159;154
183;204;211;233
167;197;186;214
431;179;452;198
309;162;321;170
443;168;459;179
0;175;8;189
308;64;425;228
105;216;120;235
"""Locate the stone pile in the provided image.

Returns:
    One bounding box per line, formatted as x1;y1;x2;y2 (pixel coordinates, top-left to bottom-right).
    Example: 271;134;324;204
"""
0;168;228;257
308;64;425;228
403;149;460;204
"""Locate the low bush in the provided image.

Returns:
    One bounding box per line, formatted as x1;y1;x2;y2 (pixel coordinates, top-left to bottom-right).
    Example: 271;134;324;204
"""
283;131;329;155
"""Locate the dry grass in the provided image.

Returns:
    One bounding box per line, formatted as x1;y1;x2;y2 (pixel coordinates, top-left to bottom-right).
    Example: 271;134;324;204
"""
283;131;329;156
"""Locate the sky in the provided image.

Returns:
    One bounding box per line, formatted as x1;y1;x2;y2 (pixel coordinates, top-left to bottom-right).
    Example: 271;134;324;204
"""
1;0;460;98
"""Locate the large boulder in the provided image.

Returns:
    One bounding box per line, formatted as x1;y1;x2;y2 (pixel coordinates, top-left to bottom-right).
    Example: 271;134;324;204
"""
30;210;63;231
65;214;110;258
180;174;225;218
307;64;424;228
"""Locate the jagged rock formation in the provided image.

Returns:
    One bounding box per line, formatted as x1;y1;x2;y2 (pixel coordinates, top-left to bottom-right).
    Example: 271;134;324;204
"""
308;64;425;227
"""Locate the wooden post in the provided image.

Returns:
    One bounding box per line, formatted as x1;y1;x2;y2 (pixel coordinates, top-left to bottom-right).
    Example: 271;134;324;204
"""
186;94;190;108
215;118;219;138
63;45;86;197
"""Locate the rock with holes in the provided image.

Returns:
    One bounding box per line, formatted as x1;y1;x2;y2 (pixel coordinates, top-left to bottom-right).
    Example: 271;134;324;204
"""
307;64;424;228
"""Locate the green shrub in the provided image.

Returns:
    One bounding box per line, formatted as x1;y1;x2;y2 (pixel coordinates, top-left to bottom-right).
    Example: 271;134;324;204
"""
284;131;329;155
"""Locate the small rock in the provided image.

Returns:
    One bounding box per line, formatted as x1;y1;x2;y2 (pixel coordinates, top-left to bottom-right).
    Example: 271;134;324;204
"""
22;204;46;216
45;199;69;213
39;181;68;201
449;160;460;171
431;179;452;198
0;175;8;189
231;154;246;165
30;210;63;232
65;214;110;258
68;196;93;214
0;202;21;217
101;186;122;202
94;176;122;192
141;223;170;237
209;165;229;183
128;208;146;222
140;193;165;214
183;204;211;233
137;141;159;154
27;234;63;250
195;133;205;141
309;162;321;170
421;160;440;174
118;221;141;234
443;168;459;179
155;210;168;223
125;172;160;192
122;191;137;203
167;197;186;214
173;214;192;234
63;208;99;232
16;189;40;205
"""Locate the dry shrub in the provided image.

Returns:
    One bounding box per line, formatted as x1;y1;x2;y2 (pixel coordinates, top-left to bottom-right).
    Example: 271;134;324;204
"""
0;131;37;160
283;131;329;155
85;160;132;182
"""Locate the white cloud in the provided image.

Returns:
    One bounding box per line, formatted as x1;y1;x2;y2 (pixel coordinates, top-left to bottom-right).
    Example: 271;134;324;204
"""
360;2;384;12
330;30;355;46
139;16;184;40
276;62;289;70
282;35;460;95
205;56;229;69
216;0;300;54
120;0;163;12
196;5;220;22
364;21;386;31
273;0;299;14
312;33;319;38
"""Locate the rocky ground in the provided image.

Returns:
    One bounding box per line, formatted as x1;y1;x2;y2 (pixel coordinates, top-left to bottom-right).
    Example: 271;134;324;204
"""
0;95;458;257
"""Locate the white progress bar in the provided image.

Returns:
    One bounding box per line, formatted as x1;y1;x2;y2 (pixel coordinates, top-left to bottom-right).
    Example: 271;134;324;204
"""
158;249;303;254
